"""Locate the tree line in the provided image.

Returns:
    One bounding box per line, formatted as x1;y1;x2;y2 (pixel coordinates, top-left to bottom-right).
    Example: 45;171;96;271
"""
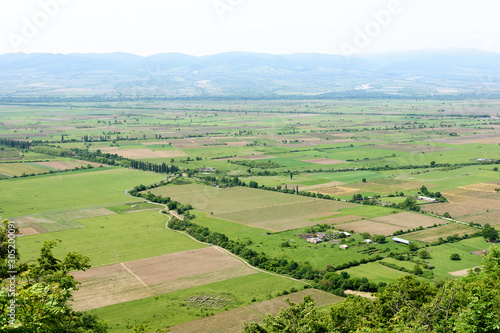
0;138;30;149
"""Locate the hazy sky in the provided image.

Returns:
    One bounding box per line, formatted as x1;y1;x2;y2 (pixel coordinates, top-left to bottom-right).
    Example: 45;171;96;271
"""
1;0;499;56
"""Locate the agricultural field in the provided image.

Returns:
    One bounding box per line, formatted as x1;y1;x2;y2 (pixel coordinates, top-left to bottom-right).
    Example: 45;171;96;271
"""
149;184;356;231
0;167;164;217
90;273;308;332
405;223;478;242
16;210;207;267
1;99;499;331
169;289;343;333
72;247;257;310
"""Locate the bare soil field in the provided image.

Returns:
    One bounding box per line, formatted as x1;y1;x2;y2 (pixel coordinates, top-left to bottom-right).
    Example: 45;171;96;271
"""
348;181;436;194
215;200;354;232
441;189;474;203
97;147;187;158
337;220;403;236
170;289;342;333
71;247;257;311
372;212;441;229
18;227;39;236
35;161;80;170
459;191;500;200
461;210;500;226
371;143;453;153
313;186;360;196
302;158;347;165
405;223;477;242
300;181;345;191
421;200;499;217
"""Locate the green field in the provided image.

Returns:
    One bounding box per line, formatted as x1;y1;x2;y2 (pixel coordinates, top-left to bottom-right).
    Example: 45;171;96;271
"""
17;210;206;267
0;168;164;217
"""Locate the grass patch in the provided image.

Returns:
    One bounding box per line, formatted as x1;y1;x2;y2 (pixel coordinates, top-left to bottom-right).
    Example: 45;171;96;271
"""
0;168;164;217
17;210;207;267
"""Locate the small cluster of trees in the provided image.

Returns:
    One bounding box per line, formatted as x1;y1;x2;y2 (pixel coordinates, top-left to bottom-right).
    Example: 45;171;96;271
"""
227;159;283;169
418;185;446;201
318;271;381;296
33;145;73;157
350;194;379;205
395;197;421;211
482;223;499;241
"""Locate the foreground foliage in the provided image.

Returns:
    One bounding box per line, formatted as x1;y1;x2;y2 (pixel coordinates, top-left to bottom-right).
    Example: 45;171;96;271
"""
244;246;500;332
0;219;108;332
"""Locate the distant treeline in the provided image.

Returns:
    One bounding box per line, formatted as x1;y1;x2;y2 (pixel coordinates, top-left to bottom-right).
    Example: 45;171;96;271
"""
0;138;30;149
2;92;500;104
129;160;179;174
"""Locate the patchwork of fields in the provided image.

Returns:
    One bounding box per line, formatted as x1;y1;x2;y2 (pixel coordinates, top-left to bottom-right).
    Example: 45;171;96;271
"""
72;247;257;310
150;184;355;231
2;100;499;332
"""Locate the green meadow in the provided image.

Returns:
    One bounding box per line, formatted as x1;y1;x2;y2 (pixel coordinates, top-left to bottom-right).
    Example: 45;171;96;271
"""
0;168;164;217
17;210;206;267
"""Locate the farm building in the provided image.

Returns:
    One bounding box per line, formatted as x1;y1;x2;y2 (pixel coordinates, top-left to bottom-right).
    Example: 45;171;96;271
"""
339;244;349;249
363;239;372;244
307;237;323;244
342;232;351;237
418;196;438;203
316;232;327;239
392;237;411;245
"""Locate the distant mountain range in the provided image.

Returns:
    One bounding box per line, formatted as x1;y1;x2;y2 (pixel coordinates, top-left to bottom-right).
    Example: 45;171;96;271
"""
1;49;499;99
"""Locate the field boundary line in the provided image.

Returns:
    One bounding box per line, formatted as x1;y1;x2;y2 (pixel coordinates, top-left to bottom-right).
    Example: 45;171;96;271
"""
120;262;152;291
